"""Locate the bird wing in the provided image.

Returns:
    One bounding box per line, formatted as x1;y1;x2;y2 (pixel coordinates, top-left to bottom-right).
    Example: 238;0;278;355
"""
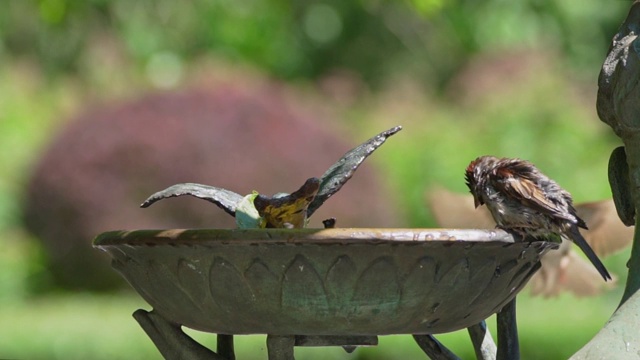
491;165;575;223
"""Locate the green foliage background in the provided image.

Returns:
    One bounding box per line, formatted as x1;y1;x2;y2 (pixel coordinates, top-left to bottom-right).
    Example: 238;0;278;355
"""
0;0;633;359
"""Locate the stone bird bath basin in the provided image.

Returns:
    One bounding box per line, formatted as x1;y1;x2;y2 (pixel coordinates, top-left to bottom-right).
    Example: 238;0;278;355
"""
94;228;556;337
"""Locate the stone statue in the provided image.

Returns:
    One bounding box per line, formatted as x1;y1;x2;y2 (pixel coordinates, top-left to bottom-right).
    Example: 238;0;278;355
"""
572;1;640;358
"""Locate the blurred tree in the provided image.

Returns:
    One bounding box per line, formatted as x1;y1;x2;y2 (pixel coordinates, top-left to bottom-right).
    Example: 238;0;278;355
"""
22;73;400;291
0;1;629;89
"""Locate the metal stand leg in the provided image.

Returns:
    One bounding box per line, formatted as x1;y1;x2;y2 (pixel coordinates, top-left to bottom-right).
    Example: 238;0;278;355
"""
133;309;227;360
267;335;295;360
496;298;519;360
468;321;497;360
413;334;461;360
217;334;235;360
133;306;518;360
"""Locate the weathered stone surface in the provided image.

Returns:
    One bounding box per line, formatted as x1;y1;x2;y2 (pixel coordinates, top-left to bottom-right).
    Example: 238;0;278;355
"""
575;1;640;358
94;228;556;335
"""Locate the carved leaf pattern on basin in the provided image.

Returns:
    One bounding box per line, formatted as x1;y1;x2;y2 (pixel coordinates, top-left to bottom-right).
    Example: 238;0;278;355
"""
282;255;330;316
351;256;400;316
325;255;357;312
209;256;255;314
96;229;556;335
170;252;537;320
466;258;499;307
244;258;279;307
177;258;207;305
142;259;208;323
121;244;543;334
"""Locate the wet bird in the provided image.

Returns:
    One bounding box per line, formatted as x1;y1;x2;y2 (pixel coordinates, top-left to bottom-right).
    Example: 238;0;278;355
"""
426;187;629;296
464;156;612;281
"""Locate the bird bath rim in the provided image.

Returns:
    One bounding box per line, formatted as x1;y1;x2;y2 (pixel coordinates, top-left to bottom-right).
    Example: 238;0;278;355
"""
94;227;524;246
94;228;557;336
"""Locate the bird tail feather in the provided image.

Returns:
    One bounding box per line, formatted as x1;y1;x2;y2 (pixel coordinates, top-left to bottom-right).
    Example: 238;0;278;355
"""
568;226;612;281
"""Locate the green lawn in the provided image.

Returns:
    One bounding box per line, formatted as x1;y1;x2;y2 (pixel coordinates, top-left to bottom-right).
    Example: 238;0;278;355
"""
0;286;620;359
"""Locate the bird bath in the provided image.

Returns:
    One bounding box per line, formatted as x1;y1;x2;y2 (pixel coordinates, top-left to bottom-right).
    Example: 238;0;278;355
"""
94;227;557;359
92;125;558;358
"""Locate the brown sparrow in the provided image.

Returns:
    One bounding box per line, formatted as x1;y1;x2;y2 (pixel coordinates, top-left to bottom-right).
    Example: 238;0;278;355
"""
426;187;628;296
464;156;612;281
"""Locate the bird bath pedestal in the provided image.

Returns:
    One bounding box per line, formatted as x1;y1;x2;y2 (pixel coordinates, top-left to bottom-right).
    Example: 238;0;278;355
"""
94;227;557;359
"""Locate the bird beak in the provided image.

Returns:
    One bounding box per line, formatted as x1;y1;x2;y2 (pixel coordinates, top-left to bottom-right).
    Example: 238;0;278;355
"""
473;195;481;208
